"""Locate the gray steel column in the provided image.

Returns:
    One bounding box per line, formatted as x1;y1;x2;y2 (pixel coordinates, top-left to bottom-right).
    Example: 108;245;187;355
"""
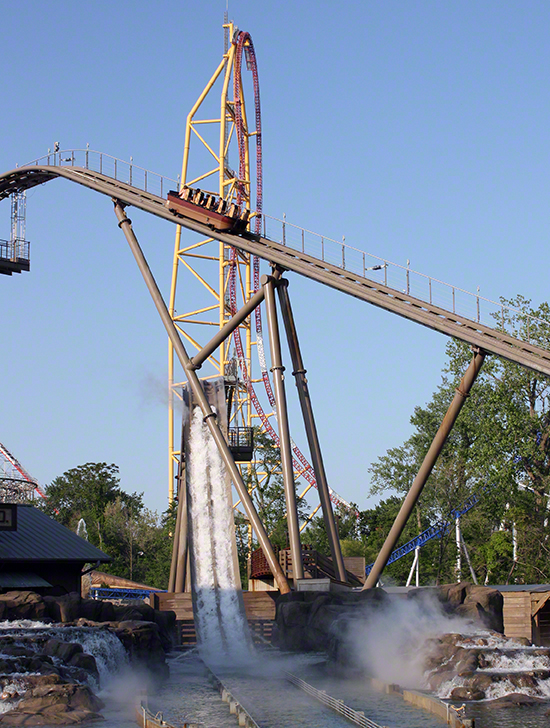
174;462;188;593
262;274;304;583
277;279;347;583
113;201;291;594
363;350;486;590
168;479;182;592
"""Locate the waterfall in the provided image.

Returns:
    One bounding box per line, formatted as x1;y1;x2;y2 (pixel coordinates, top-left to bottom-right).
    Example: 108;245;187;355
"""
184;378;252;665
0;623;128;691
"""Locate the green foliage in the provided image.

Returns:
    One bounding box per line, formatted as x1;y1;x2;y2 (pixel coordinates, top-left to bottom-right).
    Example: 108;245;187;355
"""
302;503;360;555
44;463;142;551
243;429;308;549
366;296;550;586
45;462;173;589
483;530;514;584
235;429;308;582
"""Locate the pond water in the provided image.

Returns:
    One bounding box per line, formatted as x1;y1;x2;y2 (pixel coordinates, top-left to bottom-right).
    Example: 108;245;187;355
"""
1;622;549;727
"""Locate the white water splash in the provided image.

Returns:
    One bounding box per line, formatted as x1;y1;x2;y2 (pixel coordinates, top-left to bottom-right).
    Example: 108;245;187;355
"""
189;407;223;658
349;594;477;688
0;624;127;686
76;518;88;540
207;419;250;658
187;406;252;665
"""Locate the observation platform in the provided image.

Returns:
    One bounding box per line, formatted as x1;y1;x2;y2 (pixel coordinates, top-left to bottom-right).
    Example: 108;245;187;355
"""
0;240;29;276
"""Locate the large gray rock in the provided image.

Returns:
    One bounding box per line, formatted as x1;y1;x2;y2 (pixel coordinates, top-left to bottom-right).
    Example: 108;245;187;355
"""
408;582;504;633
113;621;168;680
42;640;82;663
272;588;389;654
0;683;104;725
44;594;81;624
0;592;47;622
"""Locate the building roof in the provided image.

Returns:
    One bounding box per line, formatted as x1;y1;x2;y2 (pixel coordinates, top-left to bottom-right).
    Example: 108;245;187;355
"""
0;505;110;563
0;572;52;588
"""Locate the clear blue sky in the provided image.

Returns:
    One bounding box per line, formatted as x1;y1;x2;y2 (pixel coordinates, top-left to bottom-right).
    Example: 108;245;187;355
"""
1;1;550;516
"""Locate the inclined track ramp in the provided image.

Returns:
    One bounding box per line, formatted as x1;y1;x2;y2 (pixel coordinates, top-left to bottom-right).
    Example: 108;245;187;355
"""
2;160;550;377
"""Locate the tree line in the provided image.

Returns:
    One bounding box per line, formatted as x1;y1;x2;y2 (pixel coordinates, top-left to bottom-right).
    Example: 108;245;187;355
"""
304;296;550;585
41;462;175;589
41;296;550;588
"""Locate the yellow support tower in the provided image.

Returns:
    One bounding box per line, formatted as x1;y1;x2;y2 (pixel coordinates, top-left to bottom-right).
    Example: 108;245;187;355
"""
168;21;260;501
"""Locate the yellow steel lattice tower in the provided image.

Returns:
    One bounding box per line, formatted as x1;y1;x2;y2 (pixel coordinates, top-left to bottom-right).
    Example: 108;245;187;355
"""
168;21;260;501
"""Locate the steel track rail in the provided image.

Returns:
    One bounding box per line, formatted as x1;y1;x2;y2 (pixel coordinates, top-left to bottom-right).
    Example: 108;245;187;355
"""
2;164;550;377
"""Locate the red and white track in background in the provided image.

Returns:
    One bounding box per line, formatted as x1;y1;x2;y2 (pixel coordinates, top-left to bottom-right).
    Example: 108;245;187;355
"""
0;441;47;501
229;32;357;516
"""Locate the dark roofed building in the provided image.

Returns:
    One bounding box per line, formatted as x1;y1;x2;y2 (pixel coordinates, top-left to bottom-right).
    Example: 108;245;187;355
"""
0;504;110;596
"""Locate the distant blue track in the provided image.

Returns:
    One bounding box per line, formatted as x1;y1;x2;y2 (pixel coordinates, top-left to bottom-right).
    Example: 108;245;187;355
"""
365;489;486;577
90;587;165;600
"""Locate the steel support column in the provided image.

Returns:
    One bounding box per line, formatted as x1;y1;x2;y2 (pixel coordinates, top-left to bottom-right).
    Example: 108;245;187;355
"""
262;274;304;583
168;477;182;592
174;459;188;593
113;201;291;594
276;278;347;583
363;349;485;590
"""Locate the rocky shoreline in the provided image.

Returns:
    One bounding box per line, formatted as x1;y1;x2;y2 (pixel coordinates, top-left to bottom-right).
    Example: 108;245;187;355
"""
272;581;550;706
0;591;176;725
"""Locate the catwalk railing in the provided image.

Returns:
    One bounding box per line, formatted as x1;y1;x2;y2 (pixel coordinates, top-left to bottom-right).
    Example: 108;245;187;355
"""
0;239;29;262
23;149;178;200
285;672;386;728
262;212;549;348
17;149;550;352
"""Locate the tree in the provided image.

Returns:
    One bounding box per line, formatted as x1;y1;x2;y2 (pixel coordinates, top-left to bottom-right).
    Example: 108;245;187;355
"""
43;463;143;551
99;498;175;588
243;429;308;549
236;429;308;584
302;503;361;556
43;462;175;589
367;296;550;585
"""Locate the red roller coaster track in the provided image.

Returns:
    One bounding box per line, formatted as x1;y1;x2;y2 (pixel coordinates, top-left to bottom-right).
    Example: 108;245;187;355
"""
0;441;47;501
229;31;356;515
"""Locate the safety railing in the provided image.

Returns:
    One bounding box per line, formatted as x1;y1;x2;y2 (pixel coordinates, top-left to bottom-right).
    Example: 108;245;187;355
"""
263;213;550;350
90;587;165;600
19;149;550;350
285;672;387;728
135;701;204;728
0;239;30;262
24;149;179;201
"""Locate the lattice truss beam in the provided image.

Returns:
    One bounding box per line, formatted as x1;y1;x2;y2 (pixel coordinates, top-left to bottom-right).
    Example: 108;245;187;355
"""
168;21;260;502
167;21;356;530
0;442;45;503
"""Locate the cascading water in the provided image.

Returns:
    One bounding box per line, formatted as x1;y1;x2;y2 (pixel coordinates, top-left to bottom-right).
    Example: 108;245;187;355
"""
433;632;550;701
0;623;127;687
0;621;130;723
186;396;252;665
76;518;88;540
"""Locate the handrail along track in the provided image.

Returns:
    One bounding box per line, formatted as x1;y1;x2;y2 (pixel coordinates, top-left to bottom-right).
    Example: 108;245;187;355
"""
2;152;550;382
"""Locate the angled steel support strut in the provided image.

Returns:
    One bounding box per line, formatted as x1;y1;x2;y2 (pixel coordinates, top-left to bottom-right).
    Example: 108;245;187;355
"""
190;285;267;370
276;278;347;583
262;273;304;584
174;444;189;593
113;200;291;594
363;349;486;590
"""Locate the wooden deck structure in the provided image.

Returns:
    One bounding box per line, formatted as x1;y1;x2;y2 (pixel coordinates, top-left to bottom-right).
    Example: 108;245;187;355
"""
249;546;365;591
153;591;278;646
501;585;550;645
